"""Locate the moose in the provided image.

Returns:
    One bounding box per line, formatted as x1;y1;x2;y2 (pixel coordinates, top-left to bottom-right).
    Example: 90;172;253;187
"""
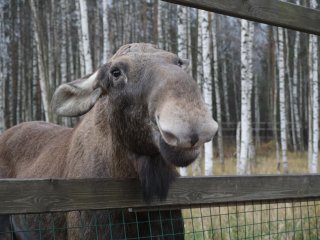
0;43;218;239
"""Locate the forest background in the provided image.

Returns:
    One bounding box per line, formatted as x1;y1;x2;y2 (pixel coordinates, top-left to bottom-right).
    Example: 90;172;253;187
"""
0;0;319;176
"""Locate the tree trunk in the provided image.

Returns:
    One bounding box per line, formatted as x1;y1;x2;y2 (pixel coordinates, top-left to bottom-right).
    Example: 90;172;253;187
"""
254;75;261;147
285;30;297;152
200;10;213;176
269;26;280;172
196;10;203;87
308;0;318;173
79;0;92;74
237;19;253;175
0;0;7;132
247;21;255;164
177;5;188;59
29;0;52;122
212;14;224;169
101;0;112;64
222;57;230;126
277;27;288;173
293;30;302;151
157;0;164;49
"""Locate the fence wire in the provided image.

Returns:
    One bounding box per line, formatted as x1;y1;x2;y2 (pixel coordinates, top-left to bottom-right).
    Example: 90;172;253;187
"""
0;199;319;239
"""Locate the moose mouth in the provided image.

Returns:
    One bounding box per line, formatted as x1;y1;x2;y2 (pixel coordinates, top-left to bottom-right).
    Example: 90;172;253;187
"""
159;137;200;167
151;117;201;167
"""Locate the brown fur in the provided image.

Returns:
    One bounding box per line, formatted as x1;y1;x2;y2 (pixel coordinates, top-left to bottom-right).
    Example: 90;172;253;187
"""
0;43;217;239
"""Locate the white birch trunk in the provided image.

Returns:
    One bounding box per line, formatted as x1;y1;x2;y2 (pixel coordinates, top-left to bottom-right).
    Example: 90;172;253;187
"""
212;14;224;167
200;10;213;176
177;5;188;59
247;21;255;164
177;5;188;176
29;0;50;122
196;11;205;176
123;0;131;44
271;27;281;172
187;8;193;76
237;19;251;175
79;0;92;74
196;10;203;87
102;0;112;62
60;0;67;84
75;0;85;76
293;30;302;150
236;121;241;162
277;27;288;173
309;0;318;173
285;30;297;151
0;1;6;132
157;1;164;49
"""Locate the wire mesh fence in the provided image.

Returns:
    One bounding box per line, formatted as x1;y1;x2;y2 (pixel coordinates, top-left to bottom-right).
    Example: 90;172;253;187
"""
1;199;319;239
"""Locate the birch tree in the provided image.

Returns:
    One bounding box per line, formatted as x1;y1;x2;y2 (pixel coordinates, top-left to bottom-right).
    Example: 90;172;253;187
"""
254;75;261;146
222;58;230;125
285;30;297;151
200;10;213;175
29;0;52;122
177;5;188;59
102;0;112;62
60;1;67;84
277;27;288;173
177;5;189;176
292;25;302;151
237;19;253;175
192;10;205;176
75;0;85;76
196;10;203;87
0;0;7;132
79;0;92;74
308;0;318;173
212;14;224;168
247;21;255;162
157;0;164;49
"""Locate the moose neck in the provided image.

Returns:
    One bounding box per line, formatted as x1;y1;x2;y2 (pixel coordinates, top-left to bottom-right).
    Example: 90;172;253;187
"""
66;98;138;178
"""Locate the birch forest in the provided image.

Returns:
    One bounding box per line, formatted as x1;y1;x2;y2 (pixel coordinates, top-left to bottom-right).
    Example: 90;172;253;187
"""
0;0;319;175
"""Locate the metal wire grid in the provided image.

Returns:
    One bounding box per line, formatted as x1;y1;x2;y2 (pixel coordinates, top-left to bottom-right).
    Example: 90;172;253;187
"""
0;200;319;239
183;200;320;239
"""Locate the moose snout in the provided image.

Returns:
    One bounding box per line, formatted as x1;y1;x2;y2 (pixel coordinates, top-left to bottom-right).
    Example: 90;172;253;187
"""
155;107;218;149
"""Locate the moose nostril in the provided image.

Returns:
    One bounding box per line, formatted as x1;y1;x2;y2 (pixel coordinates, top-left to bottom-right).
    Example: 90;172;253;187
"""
162;130;179;146
190;134;199;147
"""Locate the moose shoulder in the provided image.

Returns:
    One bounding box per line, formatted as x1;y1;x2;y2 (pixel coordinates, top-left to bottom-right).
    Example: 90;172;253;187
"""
0;43;218;239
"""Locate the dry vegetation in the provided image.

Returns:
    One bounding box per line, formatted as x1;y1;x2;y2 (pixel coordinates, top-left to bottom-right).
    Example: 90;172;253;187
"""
182;141;319;239
186;141;312;176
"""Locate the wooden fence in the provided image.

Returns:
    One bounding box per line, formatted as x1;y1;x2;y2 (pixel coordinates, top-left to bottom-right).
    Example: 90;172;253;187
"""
162;0;320;35
0;175;319;214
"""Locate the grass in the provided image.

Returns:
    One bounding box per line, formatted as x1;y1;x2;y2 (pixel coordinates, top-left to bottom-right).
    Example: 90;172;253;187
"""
185;141;312;176
181;141;320;239
182;201;320;239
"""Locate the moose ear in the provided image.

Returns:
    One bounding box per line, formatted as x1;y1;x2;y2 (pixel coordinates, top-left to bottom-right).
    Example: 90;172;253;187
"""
51;70;103;117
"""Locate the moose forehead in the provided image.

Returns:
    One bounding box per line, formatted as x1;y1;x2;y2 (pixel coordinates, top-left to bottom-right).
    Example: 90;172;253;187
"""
110;51;181;69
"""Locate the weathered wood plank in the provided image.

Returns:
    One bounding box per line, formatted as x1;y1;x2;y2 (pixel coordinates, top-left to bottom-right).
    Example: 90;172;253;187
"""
0;175;320;214
161;0;320;36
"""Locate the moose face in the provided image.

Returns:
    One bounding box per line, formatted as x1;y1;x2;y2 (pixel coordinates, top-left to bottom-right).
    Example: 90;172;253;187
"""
51;43;218;201
96;44;218;168
52;43;217;171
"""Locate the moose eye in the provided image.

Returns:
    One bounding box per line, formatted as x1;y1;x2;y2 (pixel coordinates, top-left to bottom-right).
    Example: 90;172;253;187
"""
111;68;121;78
177;59;183;67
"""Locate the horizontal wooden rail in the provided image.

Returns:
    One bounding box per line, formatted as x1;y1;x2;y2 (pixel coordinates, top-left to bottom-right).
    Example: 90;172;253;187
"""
162;0;320;36
0;175;320;214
